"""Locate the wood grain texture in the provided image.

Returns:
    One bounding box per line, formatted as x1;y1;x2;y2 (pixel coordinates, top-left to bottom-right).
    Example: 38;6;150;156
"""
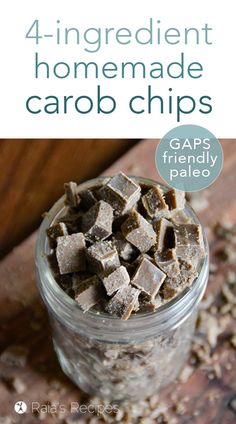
0;139;136;258
0;139;236;423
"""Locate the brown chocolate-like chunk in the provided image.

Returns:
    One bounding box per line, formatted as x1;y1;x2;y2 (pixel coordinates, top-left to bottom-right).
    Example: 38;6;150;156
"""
82;200;113;241
154;249;180;276
174;224;204;261
86;241;120;274
121;210;156;253
154;218;174;251
142;186;169;218
56;233;86;274
133;253;153;266
165;189;185;210
46;222;68;248
79;189;97;210
75;276;104;312
139;295;163;312
72;272;94;292
162;260;197;300
112;232;137;261
64;182;81;208
102;266;130;296
131;257;166;299
98;172;141;215
106;286;140;320
59;210;82;234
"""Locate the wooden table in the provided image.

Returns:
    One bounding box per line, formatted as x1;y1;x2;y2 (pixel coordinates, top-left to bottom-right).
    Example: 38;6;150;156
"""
0;140;235;423
0;139;135;259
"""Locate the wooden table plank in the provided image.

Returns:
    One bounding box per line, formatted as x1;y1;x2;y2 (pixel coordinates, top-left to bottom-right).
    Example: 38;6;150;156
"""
0;139;236;423
0;139;136;259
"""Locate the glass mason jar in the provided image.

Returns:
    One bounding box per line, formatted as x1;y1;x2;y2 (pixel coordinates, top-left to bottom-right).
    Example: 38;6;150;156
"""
35;177;209;403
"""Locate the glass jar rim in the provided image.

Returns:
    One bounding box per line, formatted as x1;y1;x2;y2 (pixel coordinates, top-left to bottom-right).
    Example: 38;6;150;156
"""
35;176;209;343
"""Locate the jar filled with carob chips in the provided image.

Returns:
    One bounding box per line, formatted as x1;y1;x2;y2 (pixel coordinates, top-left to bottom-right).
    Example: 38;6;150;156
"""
36;173;209;402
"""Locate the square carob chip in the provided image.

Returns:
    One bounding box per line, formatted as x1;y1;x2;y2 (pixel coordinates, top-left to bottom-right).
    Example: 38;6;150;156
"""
106;286;140;320
121;210;156;253
56;233;86;274
131;257;166;299
98;172;141;215
86;241;120;274
82;200;113;241
102;265;130;296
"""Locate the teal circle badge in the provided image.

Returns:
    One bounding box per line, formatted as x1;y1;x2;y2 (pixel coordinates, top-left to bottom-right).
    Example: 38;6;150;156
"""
155;125;223;192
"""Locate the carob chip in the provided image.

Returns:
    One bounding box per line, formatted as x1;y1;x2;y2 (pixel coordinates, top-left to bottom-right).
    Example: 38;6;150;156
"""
162;260;197;300
46;222;68;248
133;252;153;266
72;272;94;292
142;186;169;218
64;182;81;208
121;210;156;253
82;200;113;241
112;232;137;261
165;188;186;210
56;233;86;274
86;241;120;274
154;218;174;251
102;265;130;296
174;223;205;261
106;286;140;320
154;248;180;276
139;295;163;313
98;172;141;215
75;276;104;312
131;257;166;299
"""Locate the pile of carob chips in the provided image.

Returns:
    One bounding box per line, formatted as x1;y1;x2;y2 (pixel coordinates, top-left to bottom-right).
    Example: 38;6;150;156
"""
47;172;205;320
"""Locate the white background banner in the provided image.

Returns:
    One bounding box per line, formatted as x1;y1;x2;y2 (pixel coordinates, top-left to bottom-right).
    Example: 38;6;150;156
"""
0;0;235;138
